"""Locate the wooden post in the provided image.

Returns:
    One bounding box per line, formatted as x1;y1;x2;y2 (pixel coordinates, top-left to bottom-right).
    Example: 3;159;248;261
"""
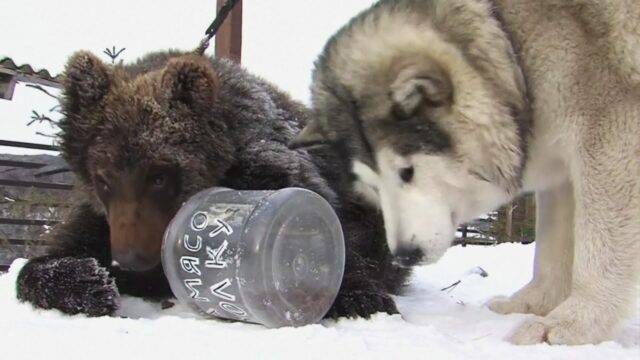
215;0;243;63
461;225;468;247
0;72;17;100
505;203;514;240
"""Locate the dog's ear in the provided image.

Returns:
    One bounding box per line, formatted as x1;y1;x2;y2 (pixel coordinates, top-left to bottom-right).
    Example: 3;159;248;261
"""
390;63;452;118
161;55;218;111
288;119;328;149
63;51;113;112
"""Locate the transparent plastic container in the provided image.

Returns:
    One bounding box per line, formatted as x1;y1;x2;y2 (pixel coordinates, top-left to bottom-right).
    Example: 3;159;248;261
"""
161;187;345;328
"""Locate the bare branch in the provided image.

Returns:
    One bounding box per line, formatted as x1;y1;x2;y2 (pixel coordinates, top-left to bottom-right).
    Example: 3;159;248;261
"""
440;280;461;292
35;132;57;139
25;84;60;100
103;46;126;64
28;111;58;127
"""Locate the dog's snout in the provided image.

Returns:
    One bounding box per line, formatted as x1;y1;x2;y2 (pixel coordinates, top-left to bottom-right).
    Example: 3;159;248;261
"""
392;246;424;268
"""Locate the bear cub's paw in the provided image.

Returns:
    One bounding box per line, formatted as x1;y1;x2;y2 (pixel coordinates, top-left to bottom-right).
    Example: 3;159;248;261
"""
326;288;398;319
17;257;119;317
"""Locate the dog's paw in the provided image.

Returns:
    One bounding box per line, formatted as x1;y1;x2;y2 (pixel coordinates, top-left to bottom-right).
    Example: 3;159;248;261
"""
488;281;566;316
487;295;522;314
507;316;596;345
488;294;556;317
507;316;549;345
506;295;618;345
325;289;398;319
17;257;119;317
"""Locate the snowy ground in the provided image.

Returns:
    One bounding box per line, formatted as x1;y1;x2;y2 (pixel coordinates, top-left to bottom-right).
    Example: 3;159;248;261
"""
1;243;638;360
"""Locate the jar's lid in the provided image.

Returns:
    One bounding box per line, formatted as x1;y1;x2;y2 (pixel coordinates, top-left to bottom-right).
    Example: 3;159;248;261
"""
238;188;345;327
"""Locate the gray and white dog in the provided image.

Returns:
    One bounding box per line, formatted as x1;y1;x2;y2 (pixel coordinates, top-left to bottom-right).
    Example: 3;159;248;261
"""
291;0;640;346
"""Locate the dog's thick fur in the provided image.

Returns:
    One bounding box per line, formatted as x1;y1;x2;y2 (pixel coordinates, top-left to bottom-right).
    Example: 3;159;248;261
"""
291;0;640;345
16;51;412;319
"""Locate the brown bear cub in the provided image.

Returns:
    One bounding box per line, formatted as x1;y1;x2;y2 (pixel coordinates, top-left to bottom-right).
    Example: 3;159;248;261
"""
15;51;414;319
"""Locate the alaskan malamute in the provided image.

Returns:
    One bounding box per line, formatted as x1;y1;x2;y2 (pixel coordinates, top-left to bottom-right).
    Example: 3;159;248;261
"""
291;0;640;345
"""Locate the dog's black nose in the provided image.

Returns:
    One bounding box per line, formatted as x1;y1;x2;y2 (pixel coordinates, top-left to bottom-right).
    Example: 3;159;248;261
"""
392;247;424;268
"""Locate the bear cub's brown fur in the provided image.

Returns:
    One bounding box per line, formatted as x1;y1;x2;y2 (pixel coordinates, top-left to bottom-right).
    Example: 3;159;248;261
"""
16;51;414;319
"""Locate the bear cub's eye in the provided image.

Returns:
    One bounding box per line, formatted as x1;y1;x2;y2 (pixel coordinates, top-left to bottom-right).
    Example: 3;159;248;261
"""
95;175;111;193
150;173;166;187
147;165;181;196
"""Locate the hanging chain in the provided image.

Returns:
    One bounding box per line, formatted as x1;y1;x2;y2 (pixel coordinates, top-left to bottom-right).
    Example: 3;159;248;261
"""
194;0;240;55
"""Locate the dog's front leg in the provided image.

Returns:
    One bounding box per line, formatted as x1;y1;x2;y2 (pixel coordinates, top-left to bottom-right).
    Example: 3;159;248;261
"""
509;138;640;345
489;180;574;317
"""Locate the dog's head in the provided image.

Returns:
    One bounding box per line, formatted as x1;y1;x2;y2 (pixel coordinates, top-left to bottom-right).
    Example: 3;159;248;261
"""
291;6;528;265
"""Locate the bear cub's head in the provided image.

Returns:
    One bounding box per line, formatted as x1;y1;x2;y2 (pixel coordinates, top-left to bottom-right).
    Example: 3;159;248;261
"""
59;51;234;271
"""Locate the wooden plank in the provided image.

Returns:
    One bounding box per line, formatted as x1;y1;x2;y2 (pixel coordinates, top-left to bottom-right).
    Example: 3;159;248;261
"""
0;218;59;226
14;74;62;89
1;238;48;246
0;72;17;100
215;0;243;63
0;178;73;190
1;244;52;270
0;139;59;151
34;167;70;178
0;159;47;169
453;238;497;246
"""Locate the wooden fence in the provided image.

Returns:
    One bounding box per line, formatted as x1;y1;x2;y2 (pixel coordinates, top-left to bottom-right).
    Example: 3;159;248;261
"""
0;141;70;271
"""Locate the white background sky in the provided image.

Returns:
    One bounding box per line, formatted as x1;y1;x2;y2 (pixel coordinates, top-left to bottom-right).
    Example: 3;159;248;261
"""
0;0;376;154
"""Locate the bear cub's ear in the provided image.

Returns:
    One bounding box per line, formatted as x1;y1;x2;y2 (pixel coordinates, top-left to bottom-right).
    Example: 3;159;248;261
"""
161;55;218;111
63;51;113;112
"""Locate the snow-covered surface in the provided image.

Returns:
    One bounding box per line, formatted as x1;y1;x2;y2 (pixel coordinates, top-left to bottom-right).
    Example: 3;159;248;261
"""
2;243;638;360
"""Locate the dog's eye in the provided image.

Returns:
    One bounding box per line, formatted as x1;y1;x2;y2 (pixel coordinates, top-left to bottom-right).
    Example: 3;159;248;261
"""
390;100;414;121
469;170;490;183
399;166;414;183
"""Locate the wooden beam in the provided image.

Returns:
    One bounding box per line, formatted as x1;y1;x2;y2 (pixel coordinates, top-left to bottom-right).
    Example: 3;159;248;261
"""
0;71;17;100
0;179;73;190
2;238;48;246
34;167;70;178
0;159;47;169
215;0;243;63
15;74;62;89
0;218;59;226
0;140;59;151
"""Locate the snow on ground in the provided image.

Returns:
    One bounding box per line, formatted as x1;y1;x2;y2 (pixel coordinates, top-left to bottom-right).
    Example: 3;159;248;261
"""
1;243;638;360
